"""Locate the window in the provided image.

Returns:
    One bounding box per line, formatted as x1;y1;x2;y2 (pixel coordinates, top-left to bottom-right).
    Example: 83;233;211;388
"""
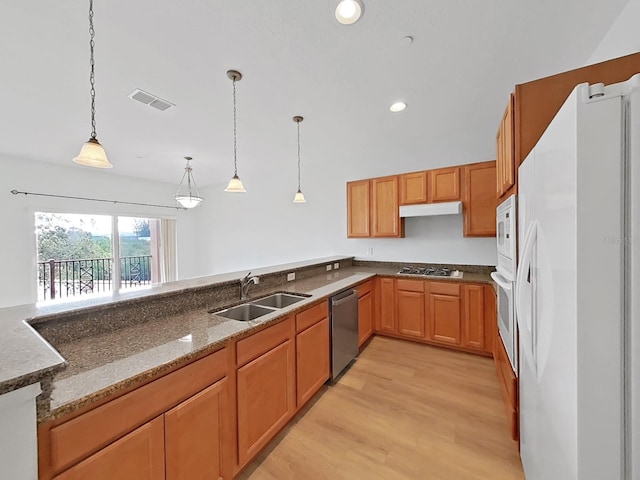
35;213;174;302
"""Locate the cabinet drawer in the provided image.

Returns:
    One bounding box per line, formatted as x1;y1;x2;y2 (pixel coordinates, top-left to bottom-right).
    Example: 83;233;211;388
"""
237;316;293;367
49;348;227;474
396;279;424;292
295;302;328;333
429;282;460;296
356;280;373;297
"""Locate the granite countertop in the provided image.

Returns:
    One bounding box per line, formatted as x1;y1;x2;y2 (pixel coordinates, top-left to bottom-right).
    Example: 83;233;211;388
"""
0;257;493;424
0;255;352;400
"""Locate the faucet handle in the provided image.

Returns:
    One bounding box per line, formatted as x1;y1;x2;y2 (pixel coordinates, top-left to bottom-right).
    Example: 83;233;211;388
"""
241;271;251;282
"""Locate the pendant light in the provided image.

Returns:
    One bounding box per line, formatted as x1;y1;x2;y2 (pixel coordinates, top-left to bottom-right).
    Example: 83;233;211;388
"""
292;116;307;203
73;0;112;168
224;70;246;192
174;157;203;208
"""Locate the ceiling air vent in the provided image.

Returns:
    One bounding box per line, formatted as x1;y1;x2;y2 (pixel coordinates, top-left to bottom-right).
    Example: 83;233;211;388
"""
128;89;175;111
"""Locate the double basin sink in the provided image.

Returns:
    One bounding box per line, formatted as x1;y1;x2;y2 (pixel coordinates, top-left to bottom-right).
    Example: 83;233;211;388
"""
211;292;310;321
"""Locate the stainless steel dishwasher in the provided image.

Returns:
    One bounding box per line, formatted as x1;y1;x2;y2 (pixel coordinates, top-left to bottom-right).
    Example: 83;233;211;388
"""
329;289;359;379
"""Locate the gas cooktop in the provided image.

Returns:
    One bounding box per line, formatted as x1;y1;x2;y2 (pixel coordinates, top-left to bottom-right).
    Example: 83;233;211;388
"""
397;266;463;278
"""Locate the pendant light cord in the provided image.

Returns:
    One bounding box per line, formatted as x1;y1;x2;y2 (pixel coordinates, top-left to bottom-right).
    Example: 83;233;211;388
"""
297;121;301;191
233;77;238;176
88;0;97;140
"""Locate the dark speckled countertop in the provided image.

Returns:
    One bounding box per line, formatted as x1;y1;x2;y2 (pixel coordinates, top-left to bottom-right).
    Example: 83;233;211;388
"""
0;257;493;424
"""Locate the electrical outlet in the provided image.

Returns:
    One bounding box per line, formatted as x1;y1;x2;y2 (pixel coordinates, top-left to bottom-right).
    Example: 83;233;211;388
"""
287;272;295;281
367;247;374;255
334;263;340;269
326;264;332;271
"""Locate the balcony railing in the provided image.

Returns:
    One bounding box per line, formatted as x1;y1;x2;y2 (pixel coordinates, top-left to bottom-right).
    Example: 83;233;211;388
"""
37;256;152;301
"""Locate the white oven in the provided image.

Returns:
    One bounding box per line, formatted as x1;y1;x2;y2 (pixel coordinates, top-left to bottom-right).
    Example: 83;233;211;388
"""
496;194;517;281
493;194;518;372
491;271;517;372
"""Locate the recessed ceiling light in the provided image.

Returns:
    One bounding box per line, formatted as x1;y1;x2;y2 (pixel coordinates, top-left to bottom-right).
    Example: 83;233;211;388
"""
390;102;407;113
335;0;363;25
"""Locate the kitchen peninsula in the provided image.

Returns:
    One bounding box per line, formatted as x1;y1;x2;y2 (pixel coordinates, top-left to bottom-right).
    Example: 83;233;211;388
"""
0;256;494;479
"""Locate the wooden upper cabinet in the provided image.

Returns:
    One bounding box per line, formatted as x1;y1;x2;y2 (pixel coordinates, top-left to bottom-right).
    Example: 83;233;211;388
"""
53;417;165;480
496;95;515;198
371;175;403;237
515;52;640;168
347;180;371;238
165;379;229;480
463;161;498;237
400;171;428;205
427;167;461;203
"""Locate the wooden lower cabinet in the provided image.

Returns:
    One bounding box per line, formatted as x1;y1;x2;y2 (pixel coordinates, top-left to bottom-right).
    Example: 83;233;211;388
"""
494;328;518;441
165;379;230;480
396;280;426;338
296;317;330;407
378;277;396;333
429;292;461;345
462;284;485;350
357;281;374;346
236;339;295;467
53;417;165;480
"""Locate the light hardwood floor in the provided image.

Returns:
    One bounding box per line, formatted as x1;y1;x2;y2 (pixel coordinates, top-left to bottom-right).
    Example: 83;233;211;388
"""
237;336;525;480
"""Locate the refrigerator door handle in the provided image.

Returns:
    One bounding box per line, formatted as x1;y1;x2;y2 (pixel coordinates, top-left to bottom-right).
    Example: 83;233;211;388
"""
516;220;538;368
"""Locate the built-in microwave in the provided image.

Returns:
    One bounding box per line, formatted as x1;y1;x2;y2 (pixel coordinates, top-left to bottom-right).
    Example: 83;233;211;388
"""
496;195;517;281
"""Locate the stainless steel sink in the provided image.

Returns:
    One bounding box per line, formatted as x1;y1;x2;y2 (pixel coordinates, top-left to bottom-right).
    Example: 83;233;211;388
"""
213;304;275;321
251;293;307;309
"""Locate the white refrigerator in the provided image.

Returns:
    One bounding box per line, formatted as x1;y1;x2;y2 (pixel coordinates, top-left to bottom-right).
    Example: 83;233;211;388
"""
516;74;640;480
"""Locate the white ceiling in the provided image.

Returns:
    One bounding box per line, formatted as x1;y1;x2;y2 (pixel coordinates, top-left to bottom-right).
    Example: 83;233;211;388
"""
0;0;629;187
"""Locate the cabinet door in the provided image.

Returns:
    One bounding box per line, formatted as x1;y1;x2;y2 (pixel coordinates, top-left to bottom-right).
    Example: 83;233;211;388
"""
296;318;330;407
463;161;498;237
371;176;402;237
358;291;373;346
378;278;396;333
429;294;461;345
397;290;426;338
347;180;371;238
462;284;485;351
427;167;461;202
237;340;295;467
53;417;164;480
497;95;515;197
165;379;230;480
400;171;428;205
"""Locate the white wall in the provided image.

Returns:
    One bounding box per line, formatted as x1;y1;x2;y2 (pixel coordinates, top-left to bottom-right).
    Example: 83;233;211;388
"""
192;153;497;277
0;154;200;308
588;0;640;64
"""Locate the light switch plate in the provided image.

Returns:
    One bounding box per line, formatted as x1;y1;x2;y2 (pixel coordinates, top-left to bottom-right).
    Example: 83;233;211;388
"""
287;272;295;281
334;263;340;269
326;265;332;271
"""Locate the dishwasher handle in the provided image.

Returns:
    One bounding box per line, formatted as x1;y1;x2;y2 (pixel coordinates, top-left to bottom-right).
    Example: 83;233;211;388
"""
331;289;357;307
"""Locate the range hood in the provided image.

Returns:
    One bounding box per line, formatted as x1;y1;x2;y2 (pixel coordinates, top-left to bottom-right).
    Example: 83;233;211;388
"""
399;201;463;218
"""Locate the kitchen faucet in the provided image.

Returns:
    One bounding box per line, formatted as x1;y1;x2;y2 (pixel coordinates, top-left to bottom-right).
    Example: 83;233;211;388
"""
240;272;259;300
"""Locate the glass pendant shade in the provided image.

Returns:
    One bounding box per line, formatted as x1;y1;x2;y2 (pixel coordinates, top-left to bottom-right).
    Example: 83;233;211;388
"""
174;157;203;208
293;189;306;203
73;138;112;168
174;195;202;209
224;175;246;193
